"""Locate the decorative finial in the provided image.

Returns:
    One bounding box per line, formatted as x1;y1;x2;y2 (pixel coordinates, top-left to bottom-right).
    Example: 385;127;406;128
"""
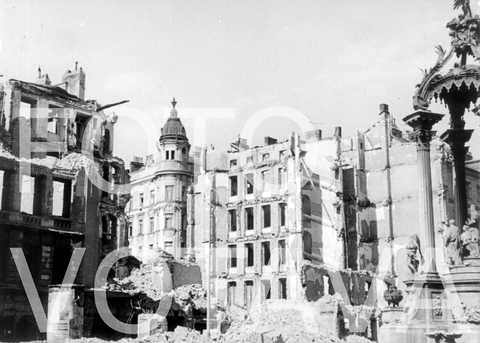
38;67;42;78
171;97;177;108
454;0;472;17
75;61;78;71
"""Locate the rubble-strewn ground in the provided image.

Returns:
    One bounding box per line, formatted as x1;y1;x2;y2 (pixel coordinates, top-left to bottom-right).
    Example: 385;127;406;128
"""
54;297;371;343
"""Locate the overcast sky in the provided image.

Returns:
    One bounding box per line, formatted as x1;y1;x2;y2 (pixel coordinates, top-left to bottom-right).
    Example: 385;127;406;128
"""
1;0;480;162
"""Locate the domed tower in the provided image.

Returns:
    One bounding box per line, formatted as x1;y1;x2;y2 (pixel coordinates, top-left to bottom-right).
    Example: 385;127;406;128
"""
156;98;193;258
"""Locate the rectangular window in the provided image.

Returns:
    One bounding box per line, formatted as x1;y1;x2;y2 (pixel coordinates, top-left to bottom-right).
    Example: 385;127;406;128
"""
166;151;170;160
245;207;254;231
128;224;133;237
48;117;58;134
20;175;35;214
262;205;271;228
261;170;268;191
230;159;237;168
262;242;271;266
278;240;286;265
227;281;236;306
165;215;173;229
228;245;237;268
171;150;175;160
245;280;254;308
245;243;254;267
138;219;144;235
165;185;174;201
149;217;155;233
228;209;237;232
19;101;32;119
0;170;4;210
52;181;65;217
279;278;287;299
246;173;254;194
139;193;144;208
262;279;271;300
150;190;155;204
279;203;286;227
230;176;238;196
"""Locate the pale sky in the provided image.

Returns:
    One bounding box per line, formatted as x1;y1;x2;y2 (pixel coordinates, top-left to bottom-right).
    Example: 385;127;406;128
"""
1;0;480;163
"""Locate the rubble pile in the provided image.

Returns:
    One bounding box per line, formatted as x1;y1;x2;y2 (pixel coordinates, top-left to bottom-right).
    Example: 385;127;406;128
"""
220;299;339;343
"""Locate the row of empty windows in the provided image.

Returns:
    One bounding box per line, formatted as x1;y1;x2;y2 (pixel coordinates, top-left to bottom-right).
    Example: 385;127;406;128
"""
228;240;286;269
228;203;286;232
165;148;188;161
131;214;175;236
132;185;186;209
0;170;72;217
229;150;288;169
227;277;287;306
229;168;287;197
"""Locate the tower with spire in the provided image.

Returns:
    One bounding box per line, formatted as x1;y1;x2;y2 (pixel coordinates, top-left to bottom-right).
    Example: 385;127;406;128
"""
127;98;193;261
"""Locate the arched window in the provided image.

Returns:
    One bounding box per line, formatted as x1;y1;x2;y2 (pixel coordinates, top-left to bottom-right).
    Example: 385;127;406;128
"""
302;195;311;216
303;231;313;258
182;147;187;161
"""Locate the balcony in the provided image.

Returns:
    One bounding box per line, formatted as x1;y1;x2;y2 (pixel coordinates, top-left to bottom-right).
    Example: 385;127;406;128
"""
0;210;76;234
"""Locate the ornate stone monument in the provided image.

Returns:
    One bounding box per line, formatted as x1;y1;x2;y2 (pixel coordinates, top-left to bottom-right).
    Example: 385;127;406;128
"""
380;1;480;342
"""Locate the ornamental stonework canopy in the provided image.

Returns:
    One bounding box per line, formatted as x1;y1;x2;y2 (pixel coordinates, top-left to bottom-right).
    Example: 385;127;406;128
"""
413;0;480;113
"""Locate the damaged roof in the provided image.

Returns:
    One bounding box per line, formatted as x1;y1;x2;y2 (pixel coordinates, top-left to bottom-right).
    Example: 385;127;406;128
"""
9;79;94;110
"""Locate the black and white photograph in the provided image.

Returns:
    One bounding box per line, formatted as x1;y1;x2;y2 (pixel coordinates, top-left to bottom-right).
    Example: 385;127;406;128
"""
1;0;480;342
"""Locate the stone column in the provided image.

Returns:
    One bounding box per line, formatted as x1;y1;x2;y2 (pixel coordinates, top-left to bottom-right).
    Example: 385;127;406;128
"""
440;129;473;227
185;185;195;261
404;110;443;275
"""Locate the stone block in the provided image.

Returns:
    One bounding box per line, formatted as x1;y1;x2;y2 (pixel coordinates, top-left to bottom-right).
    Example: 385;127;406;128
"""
137;313;167;338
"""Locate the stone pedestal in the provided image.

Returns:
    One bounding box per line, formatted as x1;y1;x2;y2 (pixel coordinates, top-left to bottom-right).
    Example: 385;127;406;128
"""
47;284;84;343
137;313;168;338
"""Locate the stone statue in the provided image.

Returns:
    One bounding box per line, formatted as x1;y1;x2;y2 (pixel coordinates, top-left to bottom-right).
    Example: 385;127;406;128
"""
406;234;424;275
383;284;403;307
442;219;463;265
454;0;472;18
67;121;77;148
461;223;480;258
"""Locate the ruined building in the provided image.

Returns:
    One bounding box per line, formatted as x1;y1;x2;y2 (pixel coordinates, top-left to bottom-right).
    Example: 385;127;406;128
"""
0;65;129;340
190;129;374;313
341;104;480;298
126;99;193;261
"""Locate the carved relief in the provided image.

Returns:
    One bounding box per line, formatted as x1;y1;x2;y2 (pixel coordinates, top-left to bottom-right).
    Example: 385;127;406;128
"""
442;219;463;265
406;234;424;275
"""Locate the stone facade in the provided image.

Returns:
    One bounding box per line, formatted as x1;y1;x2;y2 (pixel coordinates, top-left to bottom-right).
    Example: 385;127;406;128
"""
191;130;368;309
0;65;129;341
126;99;193;261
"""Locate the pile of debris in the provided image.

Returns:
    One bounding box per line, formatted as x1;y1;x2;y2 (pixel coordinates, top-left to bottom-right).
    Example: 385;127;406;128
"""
219;297;371;343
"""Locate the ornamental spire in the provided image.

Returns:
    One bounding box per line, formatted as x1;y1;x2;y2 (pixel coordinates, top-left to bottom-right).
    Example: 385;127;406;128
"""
170;97;178;118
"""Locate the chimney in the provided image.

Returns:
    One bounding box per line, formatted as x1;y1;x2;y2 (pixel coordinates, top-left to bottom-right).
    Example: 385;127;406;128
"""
130;156;144;172
36;67;51;85
305;129;322;142
264;136;278;145
379;103;389;115
334;126;342;138
62;62;86;100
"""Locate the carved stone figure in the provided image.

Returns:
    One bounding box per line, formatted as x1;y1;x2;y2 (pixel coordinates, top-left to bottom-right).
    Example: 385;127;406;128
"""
461;224;480;257
465;305;480;323
442;219;463;265
383;284;403;307
406;234;424;275
67;121;77;148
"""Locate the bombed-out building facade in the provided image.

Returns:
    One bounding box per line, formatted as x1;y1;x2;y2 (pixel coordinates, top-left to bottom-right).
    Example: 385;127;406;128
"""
0;65;129;340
